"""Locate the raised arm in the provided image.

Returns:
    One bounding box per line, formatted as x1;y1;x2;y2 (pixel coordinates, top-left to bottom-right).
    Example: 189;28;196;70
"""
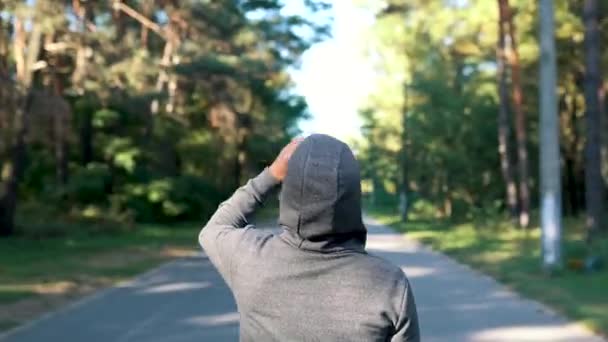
198;138;302;286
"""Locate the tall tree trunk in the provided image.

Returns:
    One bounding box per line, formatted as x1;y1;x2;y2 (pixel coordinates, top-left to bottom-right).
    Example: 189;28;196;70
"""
500;0;531;228
148;40;174;137
564;93;582;216
166;56;178;114
0;91;32;236
0;9;9;138
112;0;126;42
399;86;410;222
442;172;452;219
497;0;519;220
54;116;69;185
73;1;93;166
53;96;70;186
539;0;562;270
48;34;70;185
564;156;580;215
80;108;93;165
583;0;604;237
399;136;410;221
559;91;582;216
141;0;153;49
0;18;42;236
601;81;608;189
0;10;8;77
71;0;89;94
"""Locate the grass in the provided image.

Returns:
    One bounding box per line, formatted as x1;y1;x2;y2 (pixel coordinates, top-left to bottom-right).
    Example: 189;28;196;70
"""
0;222;201;302
0;221;201;331
0;202;277;332
369;206;608;337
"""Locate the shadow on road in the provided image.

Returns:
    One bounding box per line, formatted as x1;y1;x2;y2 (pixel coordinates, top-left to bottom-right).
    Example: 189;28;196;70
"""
1;257;239;342
365;222;605;342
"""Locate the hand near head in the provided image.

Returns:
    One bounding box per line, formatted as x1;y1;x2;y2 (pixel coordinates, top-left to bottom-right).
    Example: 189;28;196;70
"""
269;138;303;181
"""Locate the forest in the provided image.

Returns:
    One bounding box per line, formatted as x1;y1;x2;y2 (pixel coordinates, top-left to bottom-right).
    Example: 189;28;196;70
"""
0;0;329;236
0;0;605;258
356;0;607;240
353;1;608;330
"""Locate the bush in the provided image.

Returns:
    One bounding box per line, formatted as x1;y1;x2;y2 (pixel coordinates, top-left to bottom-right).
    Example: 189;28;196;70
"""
19;161;226;231
16;201;134;238
16;201;69;237
117;175;224;223
65;163;112;204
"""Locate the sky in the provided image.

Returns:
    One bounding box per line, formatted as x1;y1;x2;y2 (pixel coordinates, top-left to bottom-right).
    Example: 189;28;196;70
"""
285;2;376;141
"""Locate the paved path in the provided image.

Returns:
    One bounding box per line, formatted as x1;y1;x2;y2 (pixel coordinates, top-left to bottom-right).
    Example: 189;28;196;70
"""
1;218;605;342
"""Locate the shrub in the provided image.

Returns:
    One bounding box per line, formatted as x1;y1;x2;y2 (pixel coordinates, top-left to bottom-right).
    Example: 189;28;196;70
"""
65;163;112;204
117;175;224;223
16;200;133;238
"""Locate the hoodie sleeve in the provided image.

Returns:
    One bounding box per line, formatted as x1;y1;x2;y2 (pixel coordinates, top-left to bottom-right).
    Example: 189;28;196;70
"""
390;280;420;342
199;168;279;287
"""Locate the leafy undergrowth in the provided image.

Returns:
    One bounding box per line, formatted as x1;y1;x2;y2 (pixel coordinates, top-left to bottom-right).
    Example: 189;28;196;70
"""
0;222;201;332
369;207;608;337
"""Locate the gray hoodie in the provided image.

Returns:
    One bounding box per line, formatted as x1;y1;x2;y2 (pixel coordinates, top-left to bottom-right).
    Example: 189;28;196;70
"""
199;134;420;341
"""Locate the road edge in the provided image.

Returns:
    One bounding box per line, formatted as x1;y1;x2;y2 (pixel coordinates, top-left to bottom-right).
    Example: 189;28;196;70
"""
0;253;206;341
364;215;607;342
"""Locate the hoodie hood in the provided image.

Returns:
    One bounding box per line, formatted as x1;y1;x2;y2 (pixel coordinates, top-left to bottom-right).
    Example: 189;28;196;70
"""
278;134;366;252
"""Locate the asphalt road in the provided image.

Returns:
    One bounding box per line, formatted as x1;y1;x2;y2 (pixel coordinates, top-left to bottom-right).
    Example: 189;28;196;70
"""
1;218;605;342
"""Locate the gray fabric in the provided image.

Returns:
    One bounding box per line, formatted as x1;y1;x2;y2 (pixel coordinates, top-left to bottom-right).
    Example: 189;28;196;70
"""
199;134;420;342
279;134;367;252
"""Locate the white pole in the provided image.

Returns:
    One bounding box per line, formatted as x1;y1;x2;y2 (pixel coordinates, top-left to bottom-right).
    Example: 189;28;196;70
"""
539;0;562;271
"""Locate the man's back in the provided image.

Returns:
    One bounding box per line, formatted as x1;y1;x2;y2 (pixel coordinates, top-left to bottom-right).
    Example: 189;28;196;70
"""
231;231;417;341
199;134;420;341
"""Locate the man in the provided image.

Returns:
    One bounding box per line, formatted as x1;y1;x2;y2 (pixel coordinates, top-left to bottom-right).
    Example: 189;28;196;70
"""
199;134;420;341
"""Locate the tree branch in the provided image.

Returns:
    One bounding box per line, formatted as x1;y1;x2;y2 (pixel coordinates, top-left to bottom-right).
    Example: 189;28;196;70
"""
112;0;166;40
45;41;77;53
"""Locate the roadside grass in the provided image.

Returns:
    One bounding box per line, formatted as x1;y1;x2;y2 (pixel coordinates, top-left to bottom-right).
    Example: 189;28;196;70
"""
0;222;201;331
369;206;608;337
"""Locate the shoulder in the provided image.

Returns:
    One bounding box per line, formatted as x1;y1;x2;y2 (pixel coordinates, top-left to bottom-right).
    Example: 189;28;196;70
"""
347;252;410;291
363;252;407;277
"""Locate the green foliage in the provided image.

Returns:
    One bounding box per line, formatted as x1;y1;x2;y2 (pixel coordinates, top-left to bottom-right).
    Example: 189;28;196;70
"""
355;0;608;221
0;0;329;234
103;138;141;174
91;109;122;130
118;176;224;223
65;163;112;204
